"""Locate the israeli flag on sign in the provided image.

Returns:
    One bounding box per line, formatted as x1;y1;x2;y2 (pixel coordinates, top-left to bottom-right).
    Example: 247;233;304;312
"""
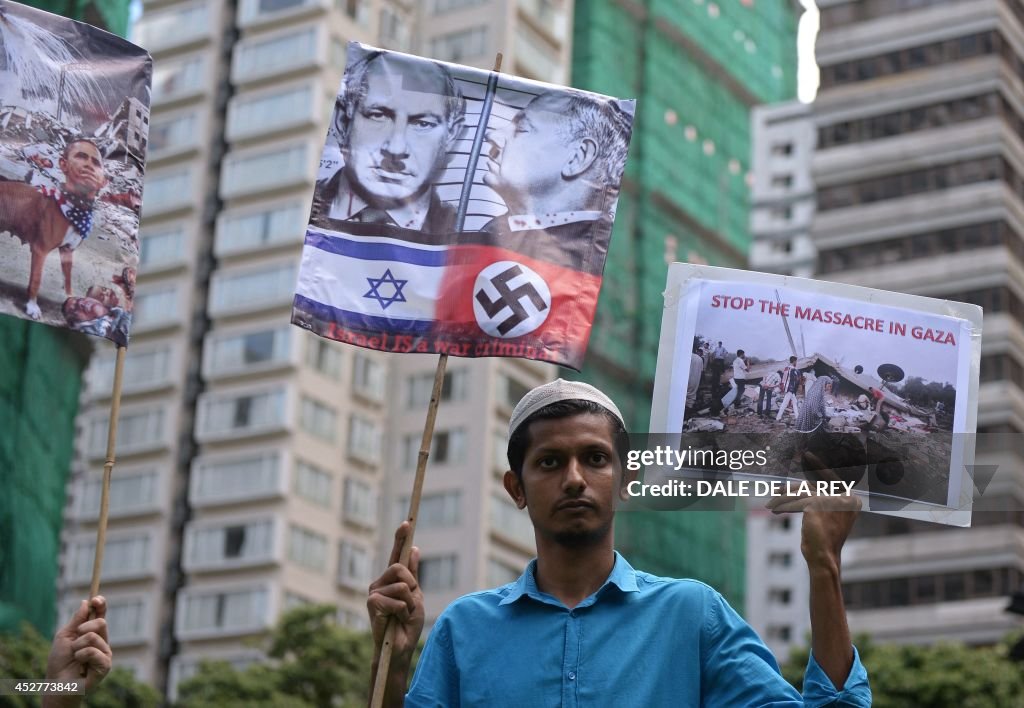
293;228;444;335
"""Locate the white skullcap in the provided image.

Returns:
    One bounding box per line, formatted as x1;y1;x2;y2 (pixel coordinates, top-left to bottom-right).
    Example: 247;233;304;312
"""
508;378;626;437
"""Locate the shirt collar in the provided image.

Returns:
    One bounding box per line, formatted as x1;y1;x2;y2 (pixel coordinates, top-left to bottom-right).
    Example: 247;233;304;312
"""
498;551;640;607
505;210;602;232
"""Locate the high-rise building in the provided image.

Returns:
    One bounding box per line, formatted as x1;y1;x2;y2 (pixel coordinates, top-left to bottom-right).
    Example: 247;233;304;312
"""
748;0;1024;651
57;0;568;697
570;0;802;606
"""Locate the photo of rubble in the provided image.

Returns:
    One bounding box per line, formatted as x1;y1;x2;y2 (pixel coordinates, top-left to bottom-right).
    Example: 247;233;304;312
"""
674;278;973;508
0;1;151;345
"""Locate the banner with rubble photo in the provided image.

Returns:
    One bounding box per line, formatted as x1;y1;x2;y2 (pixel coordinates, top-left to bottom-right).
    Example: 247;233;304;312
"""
0;1;151;346
292;42;635;370
649;264;984;527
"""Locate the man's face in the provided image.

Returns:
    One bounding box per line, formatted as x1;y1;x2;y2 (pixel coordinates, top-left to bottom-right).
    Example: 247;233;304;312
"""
485;98;574;212
59;141;106;198
344;59;454;206
66;297;108;323
505;412;621;548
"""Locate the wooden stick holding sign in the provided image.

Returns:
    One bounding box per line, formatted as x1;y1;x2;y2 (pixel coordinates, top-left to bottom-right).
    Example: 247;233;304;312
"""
81;343;126;677
368;52;504;708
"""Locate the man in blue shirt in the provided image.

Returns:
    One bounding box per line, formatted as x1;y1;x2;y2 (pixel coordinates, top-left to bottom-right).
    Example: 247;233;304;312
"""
368;379;871;706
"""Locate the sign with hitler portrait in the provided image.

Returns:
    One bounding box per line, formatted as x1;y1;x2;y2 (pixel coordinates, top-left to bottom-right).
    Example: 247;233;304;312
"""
292;42;635;370
0;1;151;346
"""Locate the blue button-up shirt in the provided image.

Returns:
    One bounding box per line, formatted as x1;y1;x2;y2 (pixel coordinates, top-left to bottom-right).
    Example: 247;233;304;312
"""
406;553;870;707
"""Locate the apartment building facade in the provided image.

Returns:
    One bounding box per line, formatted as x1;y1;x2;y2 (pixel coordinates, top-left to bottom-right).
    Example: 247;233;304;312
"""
746;0;1024;656
59;0;568;696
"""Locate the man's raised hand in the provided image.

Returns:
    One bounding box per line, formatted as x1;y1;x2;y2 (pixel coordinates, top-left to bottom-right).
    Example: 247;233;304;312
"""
42;596;112;708
367;521;425;660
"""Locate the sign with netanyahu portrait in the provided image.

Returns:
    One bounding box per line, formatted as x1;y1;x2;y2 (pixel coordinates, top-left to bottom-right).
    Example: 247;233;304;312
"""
292;42;635;370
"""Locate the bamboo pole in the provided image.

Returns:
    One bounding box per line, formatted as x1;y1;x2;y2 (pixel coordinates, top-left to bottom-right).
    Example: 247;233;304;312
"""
369;51;504;708
82;343;126;677
369;352;447;707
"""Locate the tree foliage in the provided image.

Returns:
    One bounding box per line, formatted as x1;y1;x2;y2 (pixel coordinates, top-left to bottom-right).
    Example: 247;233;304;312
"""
0;621;160;708
175;604;389;708
782;633;1024;708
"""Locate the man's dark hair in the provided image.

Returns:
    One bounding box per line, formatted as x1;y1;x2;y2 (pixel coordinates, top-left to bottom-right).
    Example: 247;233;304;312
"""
506;400;628;478
737;349;745;357
62;137;102;161
335;50;466;149
789;356;797;364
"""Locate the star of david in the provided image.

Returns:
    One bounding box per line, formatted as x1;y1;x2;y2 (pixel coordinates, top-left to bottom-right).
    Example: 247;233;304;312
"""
364;268;408;310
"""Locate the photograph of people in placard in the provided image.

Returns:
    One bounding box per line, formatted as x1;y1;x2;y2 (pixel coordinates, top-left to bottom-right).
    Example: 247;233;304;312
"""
677;280;970;507
0;0;151;345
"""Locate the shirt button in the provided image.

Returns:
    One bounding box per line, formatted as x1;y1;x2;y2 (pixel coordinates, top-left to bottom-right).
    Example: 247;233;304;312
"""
569;610;576;617
568;672;576;681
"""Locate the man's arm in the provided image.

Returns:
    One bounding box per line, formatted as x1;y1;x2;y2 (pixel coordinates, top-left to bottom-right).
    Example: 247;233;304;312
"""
42;596;112;708
366;522;425;708
768;450;864;690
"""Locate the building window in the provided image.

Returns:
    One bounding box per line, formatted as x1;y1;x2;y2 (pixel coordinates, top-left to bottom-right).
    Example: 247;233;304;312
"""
499;374;531;410
78;468;157;518
487;558;520;586
770;142;793;157
768;587;792;605
105;597;147;644
378;7;410;51
191;451;281;505
406;369;468;407
401;428;465;469
205;327;291;377
196;388;287;440
178;586;269;636
151;55;206;104
133;285;180;330
87;407;165;457
288;525;327;572
396;491;460;529
766;624;792;642
148;111;199;157
419;554;458;592
139;225;186;272
767;552;792;567
305;338;343;378
844;567;1022;609
294;460;332;506
142;168;193;215
233;26;319;82
221;142;310;198
770;174;793;189
432;0;486;12
216;201;306;255
352;353;386;402
134;1;208;50
343;477;376;527
429;26;487;63
209;261;297;316
89;343;172;395
348;416;381;465
300;396;337;442
70;533;151;583
338;0;369;24
185;519;274;569
338;542;371;589
227;83;315;140
490;493;534;549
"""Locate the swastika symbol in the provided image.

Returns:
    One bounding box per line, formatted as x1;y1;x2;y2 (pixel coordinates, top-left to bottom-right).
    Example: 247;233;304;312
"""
472;261;552;338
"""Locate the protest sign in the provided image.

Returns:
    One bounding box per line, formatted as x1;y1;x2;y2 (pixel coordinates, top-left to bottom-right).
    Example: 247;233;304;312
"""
292;42;635;370
650;264;983;527
0;0;151;346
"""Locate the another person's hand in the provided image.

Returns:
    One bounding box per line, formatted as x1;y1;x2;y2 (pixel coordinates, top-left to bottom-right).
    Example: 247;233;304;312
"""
367;522;425;661
42;596;112;708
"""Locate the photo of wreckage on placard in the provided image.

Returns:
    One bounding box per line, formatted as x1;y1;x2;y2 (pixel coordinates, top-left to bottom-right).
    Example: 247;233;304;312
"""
0;1;151;346
650;264;984;527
